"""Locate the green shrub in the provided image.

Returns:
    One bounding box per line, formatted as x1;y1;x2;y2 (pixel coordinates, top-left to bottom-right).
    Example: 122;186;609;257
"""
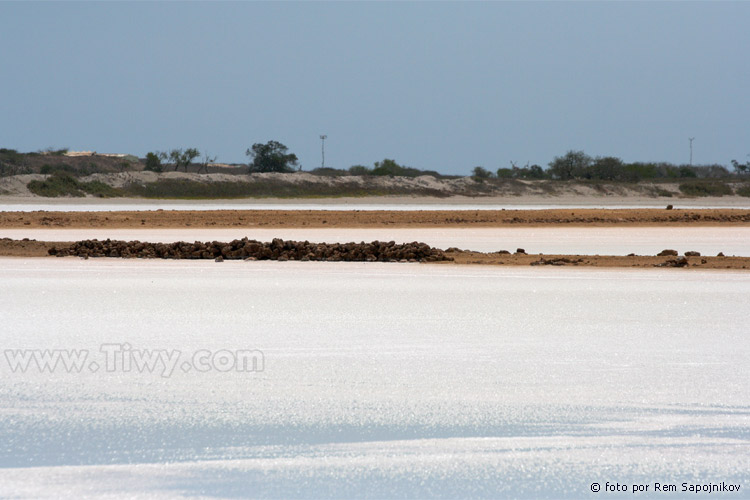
310;167;349;176
27;172;85;197
81;180;121;198
653;187;673;197
40;164;78;175
736;184;750;197
678;181;732;197
370;159;440;178
27;172;122;197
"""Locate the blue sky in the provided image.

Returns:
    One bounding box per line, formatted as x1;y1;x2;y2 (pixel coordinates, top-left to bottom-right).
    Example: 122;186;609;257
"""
1;2;748;175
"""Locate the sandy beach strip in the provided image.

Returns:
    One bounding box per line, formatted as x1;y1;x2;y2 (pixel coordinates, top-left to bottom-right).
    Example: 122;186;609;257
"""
2;208;750;229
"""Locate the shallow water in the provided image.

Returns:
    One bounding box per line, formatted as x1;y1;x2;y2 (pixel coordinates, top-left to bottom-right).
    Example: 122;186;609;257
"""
4;226;750;256
0;260;748;498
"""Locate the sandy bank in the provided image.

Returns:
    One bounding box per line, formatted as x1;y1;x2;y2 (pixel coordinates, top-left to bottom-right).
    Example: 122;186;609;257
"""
3;194;750;209
2;208;750;229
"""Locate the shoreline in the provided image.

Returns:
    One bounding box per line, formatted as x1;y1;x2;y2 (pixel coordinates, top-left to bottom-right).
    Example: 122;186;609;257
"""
2;194;750;208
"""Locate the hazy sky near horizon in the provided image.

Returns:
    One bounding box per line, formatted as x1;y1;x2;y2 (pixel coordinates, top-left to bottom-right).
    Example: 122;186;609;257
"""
1;2;748;175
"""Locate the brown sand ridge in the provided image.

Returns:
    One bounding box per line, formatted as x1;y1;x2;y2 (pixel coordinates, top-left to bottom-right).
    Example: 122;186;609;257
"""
2;208;750;229
444;250;749;270
1;238;748;270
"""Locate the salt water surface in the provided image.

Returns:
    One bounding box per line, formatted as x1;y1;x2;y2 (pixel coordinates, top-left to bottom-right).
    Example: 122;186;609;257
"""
3;226;750;256
0;260;748;498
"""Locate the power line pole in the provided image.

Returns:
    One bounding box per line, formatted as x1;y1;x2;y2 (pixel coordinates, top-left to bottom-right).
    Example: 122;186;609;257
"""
689;137;694;166
320;135;327;168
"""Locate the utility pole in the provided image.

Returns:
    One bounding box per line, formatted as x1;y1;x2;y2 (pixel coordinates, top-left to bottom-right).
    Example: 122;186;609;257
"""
320;135;327;168
689;137;694;166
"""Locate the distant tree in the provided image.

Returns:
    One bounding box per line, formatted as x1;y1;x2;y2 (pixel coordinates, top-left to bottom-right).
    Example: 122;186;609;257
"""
496;167;514;178
590;156;624;181
168;148;200;172
524;164;547;179
548;150;592;180
472;166;493;179
694;164;730;178
197;152;217;174
246;141;298;173
371;158;404;176
144;152;165;172
625;162;661;181
0;148;30;176
348;165;371;176
368;158;437;177
678;165;697;178
732;158;749;175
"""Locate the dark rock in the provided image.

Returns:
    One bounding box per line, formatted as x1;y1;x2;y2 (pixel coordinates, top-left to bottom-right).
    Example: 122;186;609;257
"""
666;205;673;210
530;257;582;266
516;248;526;254
657;249;678;256
684;251;701;257
656;257;689;268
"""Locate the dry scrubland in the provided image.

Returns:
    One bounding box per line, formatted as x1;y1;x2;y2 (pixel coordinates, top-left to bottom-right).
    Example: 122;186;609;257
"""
3;170;750;200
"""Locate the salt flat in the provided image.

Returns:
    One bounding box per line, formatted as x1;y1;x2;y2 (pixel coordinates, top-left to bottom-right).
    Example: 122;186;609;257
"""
0;260;748;498
3;226;750;256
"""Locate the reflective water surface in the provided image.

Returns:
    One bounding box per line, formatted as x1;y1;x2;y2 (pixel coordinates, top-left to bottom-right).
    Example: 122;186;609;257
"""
0;261;748;498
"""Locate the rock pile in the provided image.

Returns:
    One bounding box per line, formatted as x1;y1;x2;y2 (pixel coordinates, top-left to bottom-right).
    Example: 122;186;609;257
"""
656;257;689;268
48;238;451;263
530;257;584;266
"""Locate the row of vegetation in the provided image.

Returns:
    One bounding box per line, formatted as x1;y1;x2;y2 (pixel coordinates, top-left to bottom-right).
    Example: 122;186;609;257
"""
4;143;750;180
142;142;297;174
25;172;460;199
24;171;750;200
26;171;121;198
473;150;750;183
